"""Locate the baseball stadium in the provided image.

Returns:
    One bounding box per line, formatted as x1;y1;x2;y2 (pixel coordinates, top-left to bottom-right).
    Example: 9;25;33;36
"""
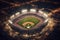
1;0;60;40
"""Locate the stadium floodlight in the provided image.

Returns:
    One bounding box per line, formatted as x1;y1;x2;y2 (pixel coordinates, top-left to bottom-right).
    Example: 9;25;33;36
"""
38;10;48;18
30;9;36;13
44;19;48;23
38;10;44;14
23;34;29;37
10;15;15;19
21;9;28;14
43;13;48;18
8;20;13;24
15;12;20;15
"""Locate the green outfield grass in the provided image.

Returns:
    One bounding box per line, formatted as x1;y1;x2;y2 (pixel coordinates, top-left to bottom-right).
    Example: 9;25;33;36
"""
18;17;40;29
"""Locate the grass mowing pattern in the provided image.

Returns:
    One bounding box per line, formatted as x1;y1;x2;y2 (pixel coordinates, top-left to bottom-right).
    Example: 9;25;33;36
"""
18;17;40;28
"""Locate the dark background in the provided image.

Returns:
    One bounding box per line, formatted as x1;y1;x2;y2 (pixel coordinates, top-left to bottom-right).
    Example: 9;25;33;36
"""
0;0;60;40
